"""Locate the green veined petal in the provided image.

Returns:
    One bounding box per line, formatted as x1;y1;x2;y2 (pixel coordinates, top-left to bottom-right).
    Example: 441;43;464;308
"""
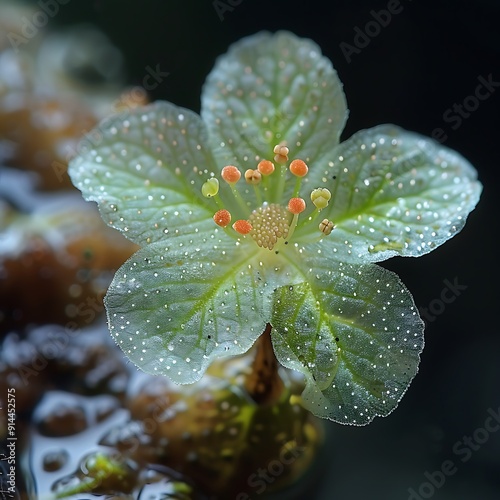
202;30;348;171
106;225;299;384
69;101;217;246
299;125;482;263
271;261;424;425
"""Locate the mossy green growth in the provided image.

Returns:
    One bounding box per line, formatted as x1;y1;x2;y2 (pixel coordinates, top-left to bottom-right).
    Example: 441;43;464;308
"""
52;452;193;498
54;452;136;498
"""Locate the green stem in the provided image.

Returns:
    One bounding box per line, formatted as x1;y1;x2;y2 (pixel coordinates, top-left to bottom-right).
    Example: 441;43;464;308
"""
231;185;250;217
275;164;288;204
253;184;263;207
293;176;303;197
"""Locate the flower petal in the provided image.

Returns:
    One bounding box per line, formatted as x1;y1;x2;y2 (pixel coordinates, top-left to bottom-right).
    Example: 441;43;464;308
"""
106;224;299;384
69;102;217;246
271;261;424;425
301;125;482;263
202;31;348;168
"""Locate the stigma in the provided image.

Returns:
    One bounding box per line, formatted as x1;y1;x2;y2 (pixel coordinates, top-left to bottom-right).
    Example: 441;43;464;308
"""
201;145;335;250
248;203;290;250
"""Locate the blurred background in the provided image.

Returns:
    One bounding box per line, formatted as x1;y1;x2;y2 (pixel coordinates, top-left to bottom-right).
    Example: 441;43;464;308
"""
0;0;498;499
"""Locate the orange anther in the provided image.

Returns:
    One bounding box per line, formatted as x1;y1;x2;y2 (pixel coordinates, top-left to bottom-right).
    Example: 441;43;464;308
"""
213;209;231;227
221;165;241;184
257;160;275;176
289;159;308;177
287;197;306;214
232;220;253;235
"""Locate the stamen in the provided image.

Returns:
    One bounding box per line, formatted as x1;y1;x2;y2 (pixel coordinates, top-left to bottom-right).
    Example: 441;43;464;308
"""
210;146;334;250
220;165;248;214
311;188;332;210
319;219;335;235
284;198;305;244
213;209;231;227
233;219;253;235
273;145;291;203
289;158;308;196
287;197;306;214
221;165;242;184
201;178;220;198
289;159;308;177
257;160;275;176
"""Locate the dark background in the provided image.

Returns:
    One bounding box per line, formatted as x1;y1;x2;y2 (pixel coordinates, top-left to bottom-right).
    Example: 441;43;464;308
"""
22;0;500;498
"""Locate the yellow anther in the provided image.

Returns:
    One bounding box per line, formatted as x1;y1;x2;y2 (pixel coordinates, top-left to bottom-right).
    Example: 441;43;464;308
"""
273;144;289;164
319;219;335;235
221;165;241;184
257;159;275;176
273;145;289;157
311;188;332;210
233;219;253;235
244;169;262;185
213;209;231;227
289;159;308;177
287;197;306;214
202;178;220;198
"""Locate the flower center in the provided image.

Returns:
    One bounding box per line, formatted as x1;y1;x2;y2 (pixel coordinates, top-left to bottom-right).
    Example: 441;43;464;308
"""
202;144;336;250
248;203;290;250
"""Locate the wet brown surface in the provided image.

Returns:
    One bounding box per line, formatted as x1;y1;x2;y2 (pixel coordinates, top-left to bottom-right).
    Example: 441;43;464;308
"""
0;202;138;330
0;95;97;190
0;322;322;499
